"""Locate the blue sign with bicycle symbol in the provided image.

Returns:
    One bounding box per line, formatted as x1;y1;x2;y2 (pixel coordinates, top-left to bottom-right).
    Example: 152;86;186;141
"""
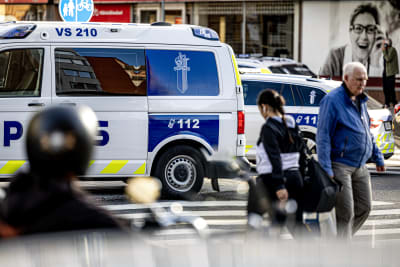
59;0;94;22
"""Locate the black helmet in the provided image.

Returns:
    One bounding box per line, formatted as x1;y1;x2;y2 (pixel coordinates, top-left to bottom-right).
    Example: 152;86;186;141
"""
26;105;98;178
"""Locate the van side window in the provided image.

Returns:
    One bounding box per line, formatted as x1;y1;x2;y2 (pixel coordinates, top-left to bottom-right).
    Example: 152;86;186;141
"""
242;81;282;105
291;86;303;106
146;50;219;96
296;85;326;106
0;48;43;97
280;84;295;106
55;48;146;96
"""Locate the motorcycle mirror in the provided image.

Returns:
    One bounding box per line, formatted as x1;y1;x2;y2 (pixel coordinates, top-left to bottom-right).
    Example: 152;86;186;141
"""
125;177;161;204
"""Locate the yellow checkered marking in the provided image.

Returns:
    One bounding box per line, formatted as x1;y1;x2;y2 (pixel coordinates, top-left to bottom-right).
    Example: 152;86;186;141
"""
381;143;395;154
0;160;26;175
100;160;129;174
231;55;242;86
261;68;271;74
133;162;146;175
245;145;253;154
383;133;388;142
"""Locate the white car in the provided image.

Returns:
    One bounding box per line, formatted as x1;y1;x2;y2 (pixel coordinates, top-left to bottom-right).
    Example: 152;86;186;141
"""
236;58;271;74
242;73;394;160
237;57;316;77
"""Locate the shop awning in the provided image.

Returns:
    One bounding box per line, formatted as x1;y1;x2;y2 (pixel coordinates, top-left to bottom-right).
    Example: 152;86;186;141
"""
93;0;195;3
0;0;48;3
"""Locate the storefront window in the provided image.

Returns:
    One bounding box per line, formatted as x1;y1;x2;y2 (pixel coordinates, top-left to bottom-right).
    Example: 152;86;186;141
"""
198;1;294;58
260;14;293;58
208;15;242;54
0;4;47;21
140;10;156;23
165;10;182;24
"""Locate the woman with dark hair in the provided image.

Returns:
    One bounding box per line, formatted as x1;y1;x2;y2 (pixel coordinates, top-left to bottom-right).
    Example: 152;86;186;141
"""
247;89;307;236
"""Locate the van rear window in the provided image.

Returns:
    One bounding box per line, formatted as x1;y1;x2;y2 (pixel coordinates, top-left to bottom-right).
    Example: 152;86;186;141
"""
55;48;146;96
146;50;219;96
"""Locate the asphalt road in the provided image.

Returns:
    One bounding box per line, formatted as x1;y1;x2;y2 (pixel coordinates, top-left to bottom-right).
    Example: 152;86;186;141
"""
76;171;399;205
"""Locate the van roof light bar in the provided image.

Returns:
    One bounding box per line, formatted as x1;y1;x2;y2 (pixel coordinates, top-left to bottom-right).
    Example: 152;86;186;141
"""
0;24;36;39
192;27;219;41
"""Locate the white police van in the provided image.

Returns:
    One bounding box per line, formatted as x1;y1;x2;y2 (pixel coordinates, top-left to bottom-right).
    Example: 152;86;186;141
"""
0;21;245;197
242;73;395;160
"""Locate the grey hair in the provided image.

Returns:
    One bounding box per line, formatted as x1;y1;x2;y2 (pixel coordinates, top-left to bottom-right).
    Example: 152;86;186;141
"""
342;62;367;80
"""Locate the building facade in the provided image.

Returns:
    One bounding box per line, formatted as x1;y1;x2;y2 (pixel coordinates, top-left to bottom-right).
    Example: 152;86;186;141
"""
0;0;299;58
1;0;399;103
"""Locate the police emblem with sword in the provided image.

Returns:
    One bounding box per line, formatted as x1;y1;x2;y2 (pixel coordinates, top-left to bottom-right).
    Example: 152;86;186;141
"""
174;52;190;94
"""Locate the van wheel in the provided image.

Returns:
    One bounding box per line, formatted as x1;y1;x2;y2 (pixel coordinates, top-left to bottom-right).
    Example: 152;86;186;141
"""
154;145;205;198
302;132;317;154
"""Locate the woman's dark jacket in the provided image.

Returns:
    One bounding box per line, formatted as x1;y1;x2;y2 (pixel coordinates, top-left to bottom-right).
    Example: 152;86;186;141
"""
256;115;306;192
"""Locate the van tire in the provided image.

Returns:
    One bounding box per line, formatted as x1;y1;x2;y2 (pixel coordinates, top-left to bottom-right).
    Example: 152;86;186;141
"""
154;145;205;199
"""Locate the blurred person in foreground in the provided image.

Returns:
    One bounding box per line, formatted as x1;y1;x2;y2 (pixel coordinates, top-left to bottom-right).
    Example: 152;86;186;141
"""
0;106;124;238
382;38;399;109
317;62;385;239
247;89;307;237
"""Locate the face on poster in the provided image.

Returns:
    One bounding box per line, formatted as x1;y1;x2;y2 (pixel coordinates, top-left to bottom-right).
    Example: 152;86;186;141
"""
302;0;400;78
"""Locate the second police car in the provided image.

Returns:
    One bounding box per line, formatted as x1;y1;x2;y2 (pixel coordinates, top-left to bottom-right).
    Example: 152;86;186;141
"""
242;73;395;161
0;21;245;197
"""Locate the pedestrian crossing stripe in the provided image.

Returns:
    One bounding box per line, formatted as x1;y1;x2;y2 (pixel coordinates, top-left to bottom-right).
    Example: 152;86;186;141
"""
103;200;391;211
372;201;394;205
364;219;400;226
103;200;400;241
356;228;400;236
369;209;400;216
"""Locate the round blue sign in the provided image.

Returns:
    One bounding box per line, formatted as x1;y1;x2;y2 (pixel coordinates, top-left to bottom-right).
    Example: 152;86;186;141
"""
59;0;94;22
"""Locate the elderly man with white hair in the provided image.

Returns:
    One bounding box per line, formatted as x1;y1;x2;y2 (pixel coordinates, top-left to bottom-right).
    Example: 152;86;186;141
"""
316;62;385;239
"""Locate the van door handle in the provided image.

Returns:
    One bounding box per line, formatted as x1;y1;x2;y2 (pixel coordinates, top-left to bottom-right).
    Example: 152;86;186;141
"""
28;102;45;107
60;102;76;106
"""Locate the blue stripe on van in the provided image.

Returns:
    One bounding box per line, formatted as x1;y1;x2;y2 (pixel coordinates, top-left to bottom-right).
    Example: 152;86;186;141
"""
288;113;318;127
148;115;219;152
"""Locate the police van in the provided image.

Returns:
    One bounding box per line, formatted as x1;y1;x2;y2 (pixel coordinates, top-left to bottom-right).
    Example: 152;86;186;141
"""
0;21;245;197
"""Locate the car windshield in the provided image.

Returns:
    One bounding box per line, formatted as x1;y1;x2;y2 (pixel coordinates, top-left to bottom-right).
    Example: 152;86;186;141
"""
268;64;316;77
283;64;316;76
367;95;384;110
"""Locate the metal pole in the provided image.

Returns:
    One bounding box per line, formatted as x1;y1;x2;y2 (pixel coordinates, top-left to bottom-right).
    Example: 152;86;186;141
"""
242;1;246;54
161;0;165;22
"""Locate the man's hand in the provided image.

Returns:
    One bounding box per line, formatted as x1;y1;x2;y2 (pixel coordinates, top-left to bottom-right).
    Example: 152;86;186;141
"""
376;165;385;172
276;188;288;201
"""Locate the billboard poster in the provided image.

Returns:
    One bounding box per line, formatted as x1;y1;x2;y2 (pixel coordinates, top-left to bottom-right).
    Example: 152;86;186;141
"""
90;4;130;22
302;0;400;79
